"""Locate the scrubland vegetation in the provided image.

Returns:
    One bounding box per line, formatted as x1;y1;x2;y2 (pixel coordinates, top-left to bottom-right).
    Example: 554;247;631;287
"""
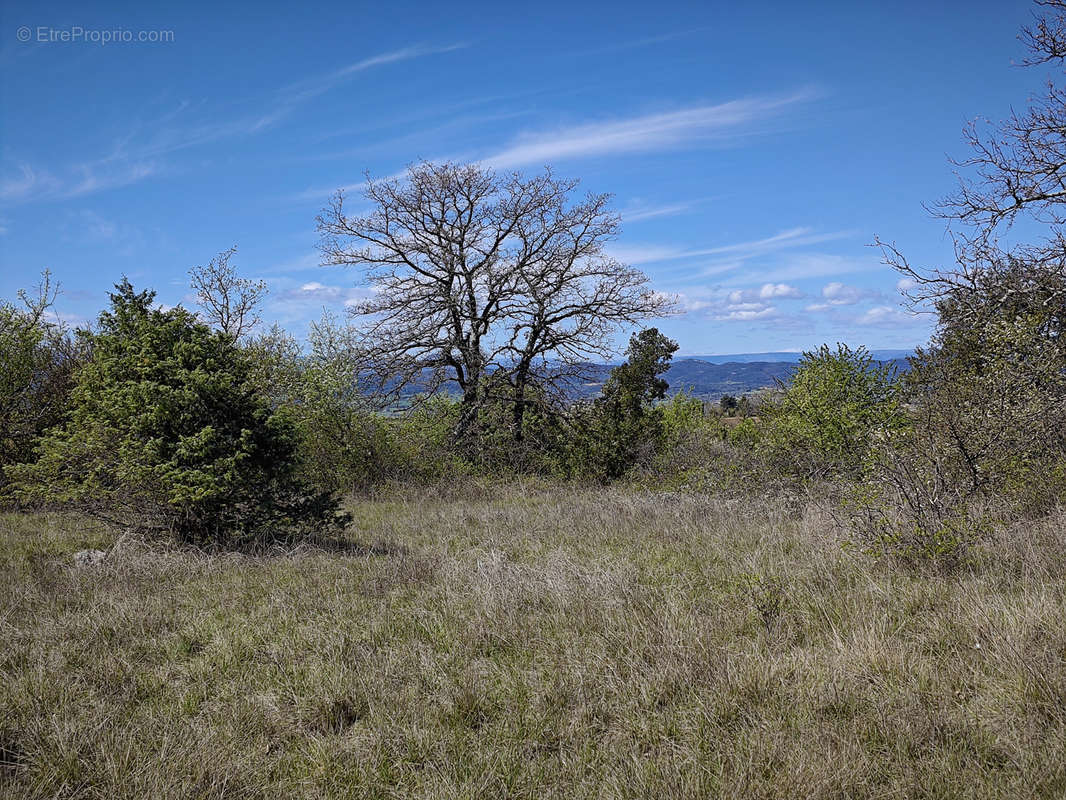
3;3;1066;798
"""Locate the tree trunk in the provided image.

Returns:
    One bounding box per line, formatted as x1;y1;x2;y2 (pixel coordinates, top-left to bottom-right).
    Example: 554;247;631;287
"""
513;388;526;443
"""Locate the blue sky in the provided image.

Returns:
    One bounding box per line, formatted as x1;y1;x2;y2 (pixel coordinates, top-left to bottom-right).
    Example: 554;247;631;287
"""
0;0;1043;355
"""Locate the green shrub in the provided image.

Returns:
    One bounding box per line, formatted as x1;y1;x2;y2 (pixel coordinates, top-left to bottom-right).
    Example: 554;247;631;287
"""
0;273;86;500
461;374;568;476
727;417;763;450
6;280;348;546
846;313;1066;568
757;344;905;482
285;314;392;492
844;466;996;571
383;396;474;485
903;314;1066;512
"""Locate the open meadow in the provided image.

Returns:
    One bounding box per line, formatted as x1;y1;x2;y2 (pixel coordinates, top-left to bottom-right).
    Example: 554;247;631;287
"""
2;485;1064;799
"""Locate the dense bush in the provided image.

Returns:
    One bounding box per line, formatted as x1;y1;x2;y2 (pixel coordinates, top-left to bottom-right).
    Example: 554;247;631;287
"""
459;374;568;476
849;308;1066;567
247;315;395;492
6;280;348;546
0;273;86;501
638;392;730;488
246;318;470;490
907;307;1066;510
753;344;905;483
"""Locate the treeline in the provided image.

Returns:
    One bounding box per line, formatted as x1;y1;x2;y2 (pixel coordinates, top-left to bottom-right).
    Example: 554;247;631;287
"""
0;269;686;509
1;254;1063;570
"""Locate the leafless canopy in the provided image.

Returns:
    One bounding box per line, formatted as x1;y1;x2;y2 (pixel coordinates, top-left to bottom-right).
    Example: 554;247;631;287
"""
189;247;268;340
878;0;1066;332
317;161;675;436
875;234;1066;334
933;0;1066;243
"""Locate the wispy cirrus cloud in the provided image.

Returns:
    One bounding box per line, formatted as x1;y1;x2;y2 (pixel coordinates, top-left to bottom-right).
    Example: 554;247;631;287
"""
566;27;714;58
610;227;852;274
619;201;695;223
278;44;467;109
698;227;846;260
294;87;817;205
733;252;877;284
0;160;159;204
481;89;819;170
175;43;470;145
1;43;466;206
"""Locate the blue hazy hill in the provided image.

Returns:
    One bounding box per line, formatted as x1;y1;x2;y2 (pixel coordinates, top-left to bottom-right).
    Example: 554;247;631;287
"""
391;351;914;403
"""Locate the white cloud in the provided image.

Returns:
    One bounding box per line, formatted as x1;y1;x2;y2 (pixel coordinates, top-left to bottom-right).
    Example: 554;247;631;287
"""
717;305;779;321
0;160;158;204
855;305;916;327
611;227;851;273
303;88;817;204
482;89;817;169
726;282;804;303
607;243;688;265
571;27;713;58
824;281;877;304
269;281;374;319
150;45;470;156
0;164;47;202
896;277;918;292
278;44;468;108
699;227;847;259
670;292;715;313
669;287;785;322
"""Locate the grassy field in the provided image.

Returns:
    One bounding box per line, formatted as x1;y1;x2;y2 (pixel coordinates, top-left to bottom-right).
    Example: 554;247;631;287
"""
1;484;1064;799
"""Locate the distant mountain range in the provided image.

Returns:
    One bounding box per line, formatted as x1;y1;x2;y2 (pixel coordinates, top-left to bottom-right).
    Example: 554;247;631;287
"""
391;351;914;403
570;351;914;401
674;349;913;365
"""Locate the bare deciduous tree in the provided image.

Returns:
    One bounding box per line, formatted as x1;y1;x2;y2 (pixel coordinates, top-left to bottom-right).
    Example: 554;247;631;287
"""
874;0;1066;333
317;161;675;439
189;247;268;340
933;0;1066;245
865;1;1066;529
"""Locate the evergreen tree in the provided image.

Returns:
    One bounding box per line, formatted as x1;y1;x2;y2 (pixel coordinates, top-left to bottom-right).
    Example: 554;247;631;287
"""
7;280;348;545
570;328;678;481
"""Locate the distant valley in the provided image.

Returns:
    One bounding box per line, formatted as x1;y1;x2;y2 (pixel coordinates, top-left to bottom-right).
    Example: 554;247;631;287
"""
393;351;914;404
570;351;912;401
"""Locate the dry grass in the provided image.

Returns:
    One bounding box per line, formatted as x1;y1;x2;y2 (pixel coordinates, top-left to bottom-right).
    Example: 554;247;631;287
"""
1;485;1064;799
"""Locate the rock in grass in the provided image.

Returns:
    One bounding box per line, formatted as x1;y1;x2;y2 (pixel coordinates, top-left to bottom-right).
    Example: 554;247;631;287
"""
73;549;107;567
